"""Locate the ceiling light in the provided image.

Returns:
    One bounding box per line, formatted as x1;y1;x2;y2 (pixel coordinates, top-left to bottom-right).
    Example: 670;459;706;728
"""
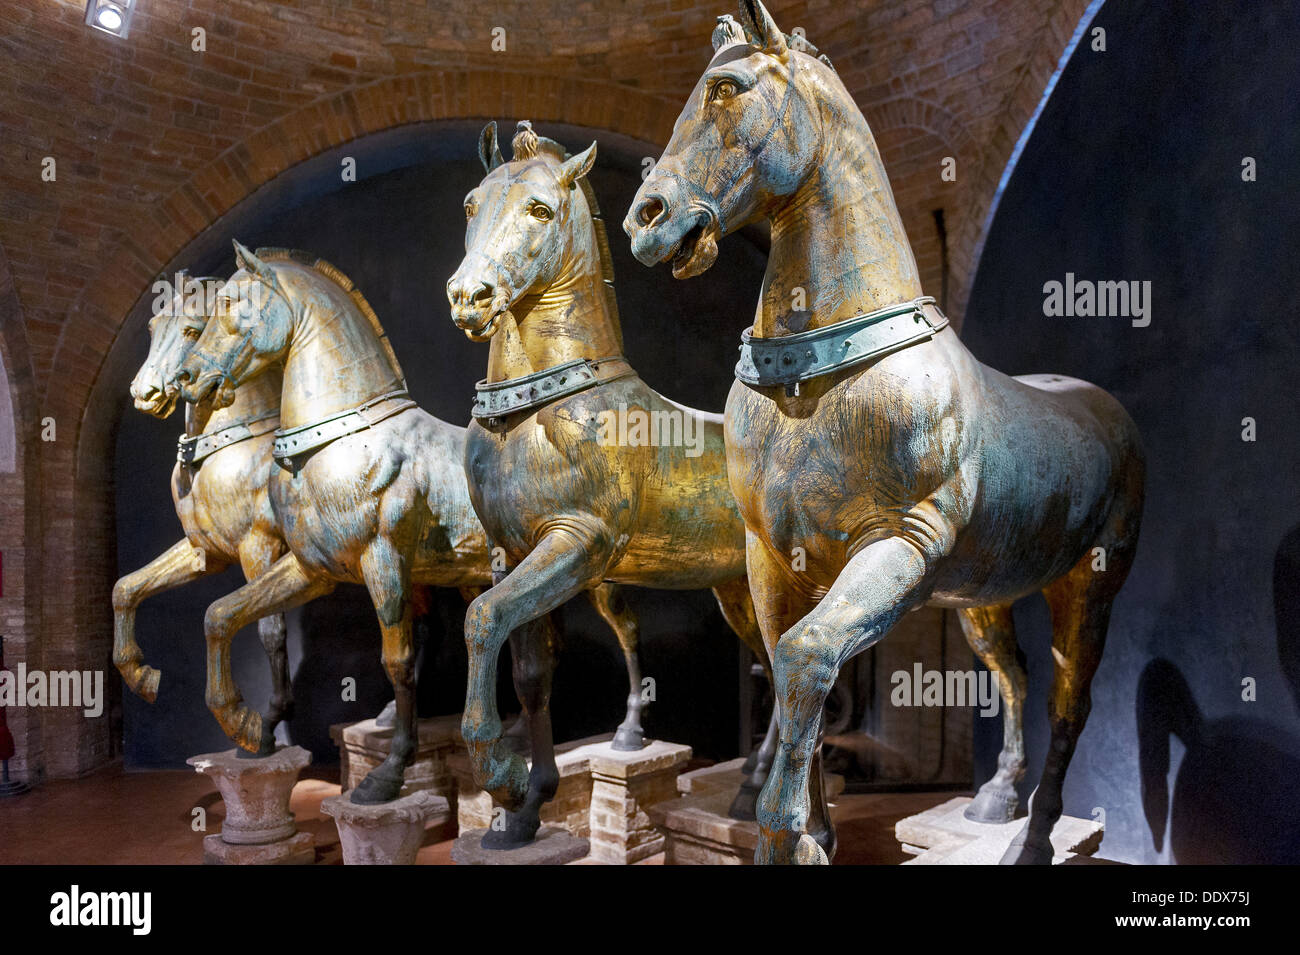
85;1;134;39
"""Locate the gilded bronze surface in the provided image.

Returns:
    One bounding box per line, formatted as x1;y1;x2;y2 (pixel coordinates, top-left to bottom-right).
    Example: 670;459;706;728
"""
114;278;294;752
624;0;1145;864
445;122;780;841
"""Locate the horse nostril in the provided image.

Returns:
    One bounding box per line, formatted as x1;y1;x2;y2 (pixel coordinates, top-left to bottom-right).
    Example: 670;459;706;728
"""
174;369;192;385
638;197;665;228
469;282;494;307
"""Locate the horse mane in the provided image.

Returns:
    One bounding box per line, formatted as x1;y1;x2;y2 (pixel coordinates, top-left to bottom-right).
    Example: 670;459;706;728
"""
254;247;408;390
514;123;624;351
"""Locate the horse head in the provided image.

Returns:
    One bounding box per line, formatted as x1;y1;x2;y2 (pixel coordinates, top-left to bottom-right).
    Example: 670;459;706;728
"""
174;241;295;408
132;271;224;418
624;0;835;278
447;120;598;341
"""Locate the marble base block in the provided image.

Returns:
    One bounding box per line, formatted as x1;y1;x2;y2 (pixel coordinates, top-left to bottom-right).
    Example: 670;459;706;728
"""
321;789;448;865
586;739;691;864
188;745;314;864
895;796;1107;864
451;825;590;865
449;733;609;838
329;715;460;832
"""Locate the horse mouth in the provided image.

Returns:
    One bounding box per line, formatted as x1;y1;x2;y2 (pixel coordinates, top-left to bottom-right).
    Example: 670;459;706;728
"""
133;389;179;419
182;370;226;406
670;216;719;280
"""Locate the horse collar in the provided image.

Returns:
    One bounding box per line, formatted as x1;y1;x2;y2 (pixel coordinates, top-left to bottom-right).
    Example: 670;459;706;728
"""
177;410;279;469
736;296;947;395
272;390;416;471
472;356;635;428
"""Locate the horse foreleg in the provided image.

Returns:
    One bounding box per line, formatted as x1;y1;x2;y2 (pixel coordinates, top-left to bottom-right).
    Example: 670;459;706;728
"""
462;529;611;811
588;582;646;751
957;604;1027;823
113;538;229;702
481;611;560;848
204;553;333;754
351;540;416;805
757;536;932;865
238;531;292;744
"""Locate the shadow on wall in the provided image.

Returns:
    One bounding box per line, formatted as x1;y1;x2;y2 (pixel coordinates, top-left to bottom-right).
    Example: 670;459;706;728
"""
1137;657;1300;864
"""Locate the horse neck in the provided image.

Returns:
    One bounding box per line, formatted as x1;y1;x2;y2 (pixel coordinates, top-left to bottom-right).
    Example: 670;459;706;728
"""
486;228;622;383
200;367;282;432
757;91;923;337
278;276;404;428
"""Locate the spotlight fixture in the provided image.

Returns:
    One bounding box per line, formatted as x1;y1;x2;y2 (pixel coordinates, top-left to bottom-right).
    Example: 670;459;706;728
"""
85;0;134;39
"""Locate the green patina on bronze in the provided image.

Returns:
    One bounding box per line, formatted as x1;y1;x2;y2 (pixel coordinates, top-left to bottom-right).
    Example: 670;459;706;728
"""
626;0;1146;865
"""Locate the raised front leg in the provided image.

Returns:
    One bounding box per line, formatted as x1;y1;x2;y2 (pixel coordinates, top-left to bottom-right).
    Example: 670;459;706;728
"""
462;525;612;811
481;611;560;848
113;538;229;702
588;582;646;750
203;552;334;754
758;536;934;865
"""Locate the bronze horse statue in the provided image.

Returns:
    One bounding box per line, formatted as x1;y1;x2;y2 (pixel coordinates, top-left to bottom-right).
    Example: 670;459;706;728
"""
625;0;1145;864
173;245;640;803
114;274;294;754
445;120;787;845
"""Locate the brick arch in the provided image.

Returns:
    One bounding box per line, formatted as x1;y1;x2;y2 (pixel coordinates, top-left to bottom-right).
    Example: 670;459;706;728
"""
41;70;679;775
947;0;1098;324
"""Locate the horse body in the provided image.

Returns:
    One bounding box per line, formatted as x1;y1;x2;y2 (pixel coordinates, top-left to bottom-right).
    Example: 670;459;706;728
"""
465;381;746;589
625;0;1144;864
113;283;293;751
727;337;1140;609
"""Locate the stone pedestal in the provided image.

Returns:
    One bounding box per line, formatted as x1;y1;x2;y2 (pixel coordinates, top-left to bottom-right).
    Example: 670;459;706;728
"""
320;789;448;865
451;825;590;865
586;739;691;864
895;796;1107;864
187;745;315;865
655;762;846;865
329;714;460;822
449;733;609;838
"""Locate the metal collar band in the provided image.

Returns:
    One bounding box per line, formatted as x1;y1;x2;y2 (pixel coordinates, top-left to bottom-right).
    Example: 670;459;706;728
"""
736;296;946;395
472;356;635;426
272;390;416;470
177;411;279;468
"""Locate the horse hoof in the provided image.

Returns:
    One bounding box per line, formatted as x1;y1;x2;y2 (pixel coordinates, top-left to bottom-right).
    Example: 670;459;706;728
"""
350;772;404;805
793;834;829;865
964;785;1021;824
610;726;646;751
728;784;759;821
480;811;542;850
139;667;161;703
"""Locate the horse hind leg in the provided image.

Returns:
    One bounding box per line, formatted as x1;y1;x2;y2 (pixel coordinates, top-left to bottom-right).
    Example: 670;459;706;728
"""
588;583;647;751
1001;537;1134;864
956;604;1028;823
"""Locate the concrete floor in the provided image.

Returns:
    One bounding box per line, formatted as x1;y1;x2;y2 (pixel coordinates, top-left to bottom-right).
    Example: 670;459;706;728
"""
0;760;957;865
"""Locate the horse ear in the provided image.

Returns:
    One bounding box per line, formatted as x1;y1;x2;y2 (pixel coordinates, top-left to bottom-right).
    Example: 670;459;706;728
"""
478;122;504;173
737;0;787;56
232;240;282;296
558;142;597;188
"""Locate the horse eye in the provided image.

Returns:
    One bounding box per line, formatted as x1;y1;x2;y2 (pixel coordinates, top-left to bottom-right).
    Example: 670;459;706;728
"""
530;202;553;222
182;327;201;340
711;80;738;101
465;203;476;219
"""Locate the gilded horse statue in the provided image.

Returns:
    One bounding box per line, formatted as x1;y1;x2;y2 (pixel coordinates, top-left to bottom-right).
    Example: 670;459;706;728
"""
625;0;1145;864
114;274;293;754
445;120;787;844
173;245;634;804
